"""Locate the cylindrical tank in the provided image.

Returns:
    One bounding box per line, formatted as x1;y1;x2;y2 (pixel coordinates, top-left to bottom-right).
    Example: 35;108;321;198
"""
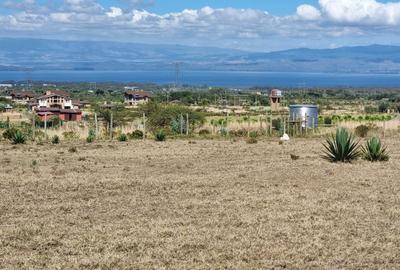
289;104;319;128
270;89;282;97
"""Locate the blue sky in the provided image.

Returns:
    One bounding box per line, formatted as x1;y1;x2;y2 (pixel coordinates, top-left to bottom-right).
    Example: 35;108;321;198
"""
109;0;322;15
0;0;400;51
4;1;318;15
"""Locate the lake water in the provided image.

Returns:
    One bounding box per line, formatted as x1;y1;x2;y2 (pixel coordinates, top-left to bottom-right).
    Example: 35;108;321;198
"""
1;70;400;88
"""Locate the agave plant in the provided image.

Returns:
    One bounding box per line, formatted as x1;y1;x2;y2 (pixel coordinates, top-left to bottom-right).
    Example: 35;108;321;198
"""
12;130;26;144
323;128;360;162
154;129;166;142
362;137;389;162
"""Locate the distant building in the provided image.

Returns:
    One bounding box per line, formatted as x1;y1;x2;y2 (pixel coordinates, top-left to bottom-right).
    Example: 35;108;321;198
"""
4;104;13;112
0;84;13;88
269;89;283;112
34;90;82;121
124;86;139;91
124;90;152;106
37;90;76;109
10;91;36;104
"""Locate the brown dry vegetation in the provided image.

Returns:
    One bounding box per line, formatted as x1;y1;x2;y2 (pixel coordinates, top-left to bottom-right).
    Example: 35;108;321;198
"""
1;137;400;269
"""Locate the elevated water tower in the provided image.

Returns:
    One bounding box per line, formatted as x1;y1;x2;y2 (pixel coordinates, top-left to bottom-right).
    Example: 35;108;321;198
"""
269;89;283;112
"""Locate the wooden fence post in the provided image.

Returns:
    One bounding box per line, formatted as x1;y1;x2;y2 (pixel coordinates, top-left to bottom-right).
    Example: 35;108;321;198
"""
180;113;184;135
110;113;113;140
247;114;251;137
32;115;36;141
143;113;146;140
269;111;273;136
186;113;189;136
94;113;98;138
44;112;48;136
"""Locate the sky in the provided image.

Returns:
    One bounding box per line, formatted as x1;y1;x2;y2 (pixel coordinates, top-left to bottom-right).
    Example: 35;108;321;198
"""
0;0;400;51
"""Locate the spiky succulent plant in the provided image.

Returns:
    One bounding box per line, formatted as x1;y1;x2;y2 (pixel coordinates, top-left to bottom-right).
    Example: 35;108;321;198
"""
323;128;360;163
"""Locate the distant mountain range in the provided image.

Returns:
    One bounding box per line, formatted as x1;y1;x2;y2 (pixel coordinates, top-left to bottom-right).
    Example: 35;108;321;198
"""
1;38;400;73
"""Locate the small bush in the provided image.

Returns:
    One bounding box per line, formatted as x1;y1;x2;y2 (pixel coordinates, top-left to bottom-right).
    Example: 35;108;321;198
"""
246;137;258;144
249;131;258;138
219;128;228;137
322;128;360;163
324;116;332;125
229;129;247;137
118;133;128;142
51;135;60;144
362;137;389;162
68;146;77;153
12;130;26;144
198;129;211;136
354;125;370;138
86;135;95;143
154;130;166;141
63;131;79;140
128;130;144;140
86;129;96;143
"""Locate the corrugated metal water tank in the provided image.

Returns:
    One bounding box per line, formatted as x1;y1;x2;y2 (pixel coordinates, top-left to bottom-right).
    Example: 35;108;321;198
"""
289;104;319;128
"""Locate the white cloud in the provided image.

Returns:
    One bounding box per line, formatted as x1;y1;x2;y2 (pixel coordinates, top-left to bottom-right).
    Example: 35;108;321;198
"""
50;12;72;23
297;4;321;20
1;1;400;51
63;0;103;13
107;7;123;18
319;0;400;26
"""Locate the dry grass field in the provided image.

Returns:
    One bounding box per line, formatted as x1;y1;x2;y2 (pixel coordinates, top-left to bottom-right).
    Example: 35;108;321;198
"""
1;137;400;269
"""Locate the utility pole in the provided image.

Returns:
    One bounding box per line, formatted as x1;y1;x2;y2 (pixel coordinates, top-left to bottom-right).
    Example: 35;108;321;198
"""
175;62;182;90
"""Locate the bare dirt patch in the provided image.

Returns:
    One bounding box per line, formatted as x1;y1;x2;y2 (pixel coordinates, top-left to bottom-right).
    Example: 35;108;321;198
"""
1;137;400;269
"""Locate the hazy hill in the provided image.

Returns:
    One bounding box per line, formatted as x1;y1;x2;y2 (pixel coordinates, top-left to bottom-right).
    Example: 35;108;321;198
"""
0;38;399;73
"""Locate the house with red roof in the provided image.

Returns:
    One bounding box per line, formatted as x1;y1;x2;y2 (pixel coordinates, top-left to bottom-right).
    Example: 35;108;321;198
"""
124;90;152;106
10;91;36;104
34;90;82;122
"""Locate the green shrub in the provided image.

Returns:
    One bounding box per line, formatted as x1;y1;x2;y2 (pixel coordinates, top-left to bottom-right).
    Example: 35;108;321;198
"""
12;130;26;144
354;125;370;138
51;135;60;144
362;137;389;162
86;135;95;143
140;102;205;133
322;128;360;163
324;116;332;125
128;130;143;140
219;128;228;137
228;129;247;137
249;131;258;138
198;129;211;136
365;106;378;114
0;120;10;129
154;129;166;141
63;131;79;140
86;129;96;143
118;133;128;142
272;119;282;131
